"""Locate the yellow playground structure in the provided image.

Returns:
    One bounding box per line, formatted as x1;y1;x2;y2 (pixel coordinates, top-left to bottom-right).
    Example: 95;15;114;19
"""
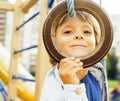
0;0;54;101
0;44;35;101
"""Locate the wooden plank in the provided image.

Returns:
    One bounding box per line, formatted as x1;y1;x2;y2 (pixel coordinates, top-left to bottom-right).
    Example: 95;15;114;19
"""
22;0;38;13
35;0;52;101
0;33;5;36
0;39;4;42
7;0;23;100
0;26;5;30
0;1;14;11
0;17;6;20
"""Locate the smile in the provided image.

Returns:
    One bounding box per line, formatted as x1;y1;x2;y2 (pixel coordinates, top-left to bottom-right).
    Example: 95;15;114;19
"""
71;44;87;48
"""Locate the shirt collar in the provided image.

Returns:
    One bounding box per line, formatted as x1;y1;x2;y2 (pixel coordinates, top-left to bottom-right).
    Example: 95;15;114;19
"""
54;64;64;86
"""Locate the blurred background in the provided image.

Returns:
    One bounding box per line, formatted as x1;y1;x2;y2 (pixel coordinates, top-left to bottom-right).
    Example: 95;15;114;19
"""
0;0;120;101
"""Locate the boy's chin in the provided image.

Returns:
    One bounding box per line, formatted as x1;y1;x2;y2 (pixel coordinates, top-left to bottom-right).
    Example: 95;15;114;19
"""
59;50;91;58
68;51;90;57
68;53;89;58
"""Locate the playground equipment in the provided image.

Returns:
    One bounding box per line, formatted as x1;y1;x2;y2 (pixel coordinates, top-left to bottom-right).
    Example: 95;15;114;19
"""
0;80;7;101
0;44;35;101
0;0;52;101
0;0;113;101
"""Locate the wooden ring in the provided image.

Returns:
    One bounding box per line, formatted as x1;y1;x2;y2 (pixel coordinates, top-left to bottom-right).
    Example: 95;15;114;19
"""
43;0;113;68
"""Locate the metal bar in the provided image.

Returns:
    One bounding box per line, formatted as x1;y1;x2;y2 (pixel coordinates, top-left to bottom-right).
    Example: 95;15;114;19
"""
16;12;39;30
14;45;37;54
12;75;35;82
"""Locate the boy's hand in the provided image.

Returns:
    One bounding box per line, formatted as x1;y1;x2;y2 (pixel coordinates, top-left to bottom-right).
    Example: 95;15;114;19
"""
58;57;83;84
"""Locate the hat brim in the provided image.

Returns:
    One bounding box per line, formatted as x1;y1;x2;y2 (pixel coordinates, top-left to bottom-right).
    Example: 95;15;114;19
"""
43;0;113;68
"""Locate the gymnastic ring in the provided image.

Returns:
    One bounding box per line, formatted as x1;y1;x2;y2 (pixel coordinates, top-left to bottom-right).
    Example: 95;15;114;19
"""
43;0;113;68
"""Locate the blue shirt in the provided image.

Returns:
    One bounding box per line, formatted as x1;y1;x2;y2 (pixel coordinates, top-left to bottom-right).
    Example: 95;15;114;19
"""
80;72;102;101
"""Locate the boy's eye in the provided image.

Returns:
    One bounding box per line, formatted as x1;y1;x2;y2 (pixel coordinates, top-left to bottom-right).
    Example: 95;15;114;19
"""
64;30;73;34
83;30;91;34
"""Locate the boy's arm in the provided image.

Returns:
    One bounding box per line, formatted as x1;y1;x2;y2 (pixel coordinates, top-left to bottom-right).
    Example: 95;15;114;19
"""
40;67;88;101
62;83;88;101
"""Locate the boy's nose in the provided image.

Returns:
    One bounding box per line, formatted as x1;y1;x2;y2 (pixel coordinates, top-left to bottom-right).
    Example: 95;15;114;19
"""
74;33;83;39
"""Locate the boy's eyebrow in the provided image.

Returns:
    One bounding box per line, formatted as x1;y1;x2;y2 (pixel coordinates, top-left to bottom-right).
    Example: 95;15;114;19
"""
82;24;93;30
61;25;75;31
62;23;93;29
62;25;73;27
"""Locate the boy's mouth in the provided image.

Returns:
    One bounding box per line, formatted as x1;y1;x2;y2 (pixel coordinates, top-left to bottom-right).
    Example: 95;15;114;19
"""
71;44;87;48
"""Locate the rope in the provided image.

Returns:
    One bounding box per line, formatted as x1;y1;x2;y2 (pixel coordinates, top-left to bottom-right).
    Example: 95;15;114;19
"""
66;0;76;17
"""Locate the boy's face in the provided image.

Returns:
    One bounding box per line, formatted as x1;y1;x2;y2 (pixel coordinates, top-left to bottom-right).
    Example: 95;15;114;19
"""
55;15;96;57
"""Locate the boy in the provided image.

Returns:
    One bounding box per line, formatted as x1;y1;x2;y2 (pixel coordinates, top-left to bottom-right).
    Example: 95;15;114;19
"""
41;7;107;101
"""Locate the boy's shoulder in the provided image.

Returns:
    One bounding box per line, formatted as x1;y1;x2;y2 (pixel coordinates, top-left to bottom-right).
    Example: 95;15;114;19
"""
45;64;59;80
89;62;105;82
46;66;56;77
